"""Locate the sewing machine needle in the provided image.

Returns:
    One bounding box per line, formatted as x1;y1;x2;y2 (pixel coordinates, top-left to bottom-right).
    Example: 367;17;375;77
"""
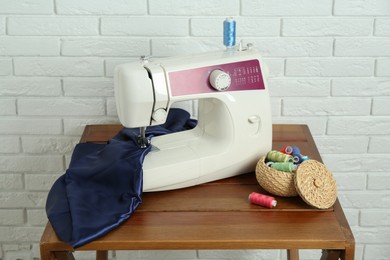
138;127;150;148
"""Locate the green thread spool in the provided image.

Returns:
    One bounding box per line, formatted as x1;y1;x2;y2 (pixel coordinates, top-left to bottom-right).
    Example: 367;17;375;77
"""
271;162;297;172
267;150;294;163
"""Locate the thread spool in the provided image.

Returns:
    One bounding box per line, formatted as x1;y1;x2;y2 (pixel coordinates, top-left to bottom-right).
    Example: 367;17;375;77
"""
293;154;302;163
301;156;309;162
271;162;297;172
223;17;236;48
266;161;274;167
280;146;293;155
267;150;294;163
289;146;302;163
291;146;301;156
248;192;277;208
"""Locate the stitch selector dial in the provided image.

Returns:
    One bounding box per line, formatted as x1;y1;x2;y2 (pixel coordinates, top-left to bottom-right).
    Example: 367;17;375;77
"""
209;69;231;91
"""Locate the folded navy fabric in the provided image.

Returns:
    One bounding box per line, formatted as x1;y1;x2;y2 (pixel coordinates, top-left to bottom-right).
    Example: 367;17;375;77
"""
46;108;196;248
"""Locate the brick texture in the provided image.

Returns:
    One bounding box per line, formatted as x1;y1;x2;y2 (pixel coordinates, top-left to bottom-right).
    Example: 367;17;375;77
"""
191;18;280;36
334;0;390;15
0;78;62;96
102;17;188;36
56;0;147;14
282;18;373;36
8;17;99;36
0;37;59;56
149;0;239;15
375;18;390;36
0;59;12;76
286;58;374;76
14;57;104;76
0;16;5;35
377;59;390;76
242;0;332;16
0;0;53;14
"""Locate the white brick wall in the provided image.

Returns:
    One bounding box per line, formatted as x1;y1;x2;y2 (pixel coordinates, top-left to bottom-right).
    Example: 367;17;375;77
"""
0;17;5;35
377;59;390;76
0;136;20;153
102;17;188;36
0;59;12;76
14;57;104;76
191;18;280;36
375;18;390;36
8;17;99;36
0;0;53;14
242;0;332;16
0;37;59;56
282;18;373;36
334;0;390;15
56;0;147;15
285;58;374;77
0;0;389;260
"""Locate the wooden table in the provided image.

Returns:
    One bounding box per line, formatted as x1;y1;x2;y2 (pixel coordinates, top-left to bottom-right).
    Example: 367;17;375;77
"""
40;124;355;260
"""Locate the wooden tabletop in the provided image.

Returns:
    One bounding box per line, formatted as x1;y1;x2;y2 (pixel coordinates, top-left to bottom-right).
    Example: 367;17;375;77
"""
40;124;355;260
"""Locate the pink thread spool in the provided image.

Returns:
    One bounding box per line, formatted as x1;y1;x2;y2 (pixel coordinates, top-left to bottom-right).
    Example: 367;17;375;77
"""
248;192;277;208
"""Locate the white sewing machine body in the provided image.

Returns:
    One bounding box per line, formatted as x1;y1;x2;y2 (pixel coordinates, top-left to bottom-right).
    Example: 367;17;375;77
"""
115;48;272;192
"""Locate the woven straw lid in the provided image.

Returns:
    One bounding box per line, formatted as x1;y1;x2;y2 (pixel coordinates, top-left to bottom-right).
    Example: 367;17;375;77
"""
295;160;337;209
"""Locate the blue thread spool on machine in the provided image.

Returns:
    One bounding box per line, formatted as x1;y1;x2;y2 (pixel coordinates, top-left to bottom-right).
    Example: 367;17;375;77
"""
223;17;236;49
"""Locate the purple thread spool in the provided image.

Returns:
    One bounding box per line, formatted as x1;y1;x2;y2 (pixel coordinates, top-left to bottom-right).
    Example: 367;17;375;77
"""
293;154;302;163
291;146;301;156
291;146;302;163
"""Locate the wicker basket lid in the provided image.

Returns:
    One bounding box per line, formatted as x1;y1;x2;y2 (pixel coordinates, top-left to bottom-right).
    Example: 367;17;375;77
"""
295;160;337;209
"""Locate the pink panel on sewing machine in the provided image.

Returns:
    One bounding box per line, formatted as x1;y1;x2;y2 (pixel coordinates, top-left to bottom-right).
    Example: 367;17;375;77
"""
169;59;265;97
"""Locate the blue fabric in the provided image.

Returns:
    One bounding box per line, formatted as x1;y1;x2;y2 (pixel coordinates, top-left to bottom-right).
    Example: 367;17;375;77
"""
46;108;196;248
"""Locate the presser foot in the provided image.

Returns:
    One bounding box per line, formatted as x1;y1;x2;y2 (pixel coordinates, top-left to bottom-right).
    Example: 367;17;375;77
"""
137;136;150;148
137;127;150;148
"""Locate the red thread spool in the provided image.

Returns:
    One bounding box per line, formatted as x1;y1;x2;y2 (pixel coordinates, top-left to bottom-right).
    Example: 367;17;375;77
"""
248;192;277;208
280;146;293;155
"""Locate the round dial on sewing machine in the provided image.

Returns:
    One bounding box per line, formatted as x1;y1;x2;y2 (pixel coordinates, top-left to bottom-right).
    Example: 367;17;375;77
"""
209;69;231;91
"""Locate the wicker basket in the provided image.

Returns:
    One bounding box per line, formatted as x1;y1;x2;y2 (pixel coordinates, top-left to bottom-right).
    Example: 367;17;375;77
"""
255;156;337;209
255;156;299;197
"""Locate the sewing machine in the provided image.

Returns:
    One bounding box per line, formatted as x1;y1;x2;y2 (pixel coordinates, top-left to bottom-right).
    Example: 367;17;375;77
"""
114;46;272;192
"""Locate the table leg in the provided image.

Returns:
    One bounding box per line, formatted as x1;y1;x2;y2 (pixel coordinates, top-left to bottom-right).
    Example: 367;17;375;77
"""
320;250;341;260
40;248;55;260
54;251;75;260
96;250;108;260
287;249;299;260
341;245;355;260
